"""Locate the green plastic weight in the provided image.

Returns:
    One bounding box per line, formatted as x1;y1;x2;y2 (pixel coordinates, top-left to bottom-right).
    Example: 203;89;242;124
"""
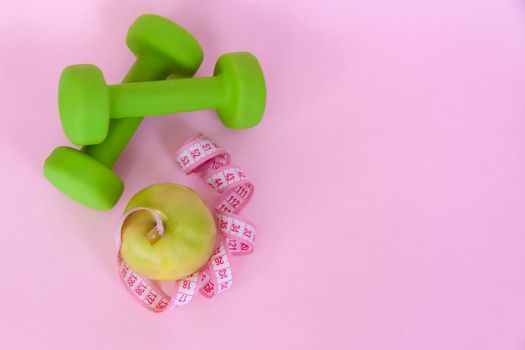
43;14;204;210
59;52;266;146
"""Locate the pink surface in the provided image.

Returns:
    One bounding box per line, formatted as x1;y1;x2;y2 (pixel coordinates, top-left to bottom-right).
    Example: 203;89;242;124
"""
1;0;525;349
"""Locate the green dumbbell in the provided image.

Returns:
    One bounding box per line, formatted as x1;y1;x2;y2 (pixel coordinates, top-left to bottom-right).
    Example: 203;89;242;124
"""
43;14;204;210
58;51;266;146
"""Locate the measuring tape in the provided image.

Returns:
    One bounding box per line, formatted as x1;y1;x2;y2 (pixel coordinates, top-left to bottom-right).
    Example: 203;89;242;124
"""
115;134;256;312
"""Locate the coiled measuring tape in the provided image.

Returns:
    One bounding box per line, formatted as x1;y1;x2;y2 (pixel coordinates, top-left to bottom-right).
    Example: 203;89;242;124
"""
115;134;256;312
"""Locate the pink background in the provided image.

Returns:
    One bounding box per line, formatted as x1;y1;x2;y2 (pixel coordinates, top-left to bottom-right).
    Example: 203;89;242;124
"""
1;0;525;349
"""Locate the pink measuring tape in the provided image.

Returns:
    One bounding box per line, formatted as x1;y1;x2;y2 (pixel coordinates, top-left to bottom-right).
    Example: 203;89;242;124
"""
115;134;256;313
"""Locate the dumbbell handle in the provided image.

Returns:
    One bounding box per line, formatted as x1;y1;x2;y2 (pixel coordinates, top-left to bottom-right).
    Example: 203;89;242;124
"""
83;56;176;167
108;76;225;118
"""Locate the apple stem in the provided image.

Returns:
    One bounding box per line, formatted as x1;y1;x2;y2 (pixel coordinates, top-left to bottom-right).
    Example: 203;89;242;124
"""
145;225;163;245
124;207;166;245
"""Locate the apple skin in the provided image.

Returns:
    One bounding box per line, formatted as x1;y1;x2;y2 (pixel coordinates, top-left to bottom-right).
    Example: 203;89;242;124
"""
120;183;216;281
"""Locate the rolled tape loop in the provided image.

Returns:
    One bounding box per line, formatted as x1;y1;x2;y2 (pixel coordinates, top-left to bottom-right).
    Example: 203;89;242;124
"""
116;134;256;312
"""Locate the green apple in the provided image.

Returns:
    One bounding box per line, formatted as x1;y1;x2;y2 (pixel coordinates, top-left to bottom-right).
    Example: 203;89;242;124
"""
120;183;216;281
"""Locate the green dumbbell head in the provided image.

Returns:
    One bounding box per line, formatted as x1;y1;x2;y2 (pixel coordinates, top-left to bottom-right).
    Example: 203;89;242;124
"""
45;14;204;211
59;65;110;146
214;52;266;129
59;52;266;145
44;147;123;210
126;14;202;76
